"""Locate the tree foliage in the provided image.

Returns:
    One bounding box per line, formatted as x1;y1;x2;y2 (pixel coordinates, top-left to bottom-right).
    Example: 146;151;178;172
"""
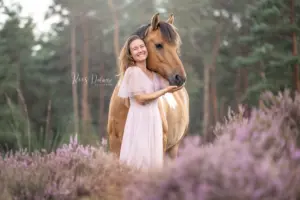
0;0;299;151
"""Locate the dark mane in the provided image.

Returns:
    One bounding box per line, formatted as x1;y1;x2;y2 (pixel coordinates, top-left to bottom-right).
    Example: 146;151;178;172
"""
131;22;179;45
132;23;150;39
158;21;178;45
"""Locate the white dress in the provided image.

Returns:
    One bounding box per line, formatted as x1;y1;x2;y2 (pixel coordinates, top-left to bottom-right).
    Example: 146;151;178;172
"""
118;66;167;171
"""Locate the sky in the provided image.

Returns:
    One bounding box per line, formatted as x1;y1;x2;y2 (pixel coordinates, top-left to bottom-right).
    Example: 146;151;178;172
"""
2;0;58;37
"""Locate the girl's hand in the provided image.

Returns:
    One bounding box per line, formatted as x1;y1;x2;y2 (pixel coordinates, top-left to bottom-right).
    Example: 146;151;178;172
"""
165;85;183;93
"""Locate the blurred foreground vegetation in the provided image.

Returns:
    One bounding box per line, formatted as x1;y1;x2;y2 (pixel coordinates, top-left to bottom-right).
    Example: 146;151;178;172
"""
1;90;300;200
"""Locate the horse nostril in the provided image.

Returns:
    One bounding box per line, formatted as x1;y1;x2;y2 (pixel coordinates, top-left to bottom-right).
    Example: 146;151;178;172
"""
170;74;186;86
174;74;185;85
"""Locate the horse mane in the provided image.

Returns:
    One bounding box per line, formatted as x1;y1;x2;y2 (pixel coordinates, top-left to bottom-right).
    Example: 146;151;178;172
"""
132;23;150;39
131;21;182;47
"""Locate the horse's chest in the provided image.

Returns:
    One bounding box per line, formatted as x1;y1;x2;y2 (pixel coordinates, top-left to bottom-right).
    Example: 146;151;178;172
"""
160;93;177;110
159;91;188;147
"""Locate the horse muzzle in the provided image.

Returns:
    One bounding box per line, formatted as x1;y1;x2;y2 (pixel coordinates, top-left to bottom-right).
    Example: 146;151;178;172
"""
169;74;186;86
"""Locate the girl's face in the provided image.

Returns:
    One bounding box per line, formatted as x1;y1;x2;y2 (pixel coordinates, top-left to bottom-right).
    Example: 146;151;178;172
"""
129;38;148;63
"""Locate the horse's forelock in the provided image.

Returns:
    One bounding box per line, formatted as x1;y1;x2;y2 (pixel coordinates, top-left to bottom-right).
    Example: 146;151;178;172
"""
132;22;181;47
132;24;150;39
158;21;179;46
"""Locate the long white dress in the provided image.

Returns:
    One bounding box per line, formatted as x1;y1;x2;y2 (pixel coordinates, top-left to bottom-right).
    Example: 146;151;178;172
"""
118;66;167;171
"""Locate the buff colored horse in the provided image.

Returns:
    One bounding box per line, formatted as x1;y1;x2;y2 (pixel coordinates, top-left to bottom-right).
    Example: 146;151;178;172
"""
107;13;189;159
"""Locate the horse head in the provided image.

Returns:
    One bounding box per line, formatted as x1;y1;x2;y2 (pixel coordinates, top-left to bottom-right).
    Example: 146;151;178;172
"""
132;13;186;87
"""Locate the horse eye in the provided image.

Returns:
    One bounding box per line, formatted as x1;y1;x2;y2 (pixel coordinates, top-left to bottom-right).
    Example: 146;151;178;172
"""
155;43;163;49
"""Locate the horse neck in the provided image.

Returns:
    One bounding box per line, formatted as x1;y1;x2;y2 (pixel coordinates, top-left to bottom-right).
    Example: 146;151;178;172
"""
117;78;122;86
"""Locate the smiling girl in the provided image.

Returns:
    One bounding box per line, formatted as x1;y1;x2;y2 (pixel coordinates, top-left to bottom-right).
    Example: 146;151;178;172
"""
117;35;181;171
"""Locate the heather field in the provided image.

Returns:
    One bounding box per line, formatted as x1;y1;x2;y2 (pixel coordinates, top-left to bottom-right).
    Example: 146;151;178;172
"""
1;0;300;199
1;90;300;200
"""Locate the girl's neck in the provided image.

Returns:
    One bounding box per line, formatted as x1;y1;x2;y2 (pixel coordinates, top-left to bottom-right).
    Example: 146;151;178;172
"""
135;61;147;71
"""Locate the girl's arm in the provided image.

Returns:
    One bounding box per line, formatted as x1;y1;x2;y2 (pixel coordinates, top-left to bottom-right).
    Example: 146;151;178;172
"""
134;88;169;105
134;85;180;105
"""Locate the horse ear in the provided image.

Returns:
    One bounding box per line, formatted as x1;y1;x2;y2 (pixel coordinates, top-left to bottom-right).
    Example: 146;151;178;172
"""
166;14;174;24
151;13;160;30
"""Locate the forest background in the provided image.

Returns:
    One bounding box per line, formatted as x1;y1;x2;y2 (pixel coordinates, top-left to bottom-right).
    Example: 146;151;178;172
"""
0;0;299;152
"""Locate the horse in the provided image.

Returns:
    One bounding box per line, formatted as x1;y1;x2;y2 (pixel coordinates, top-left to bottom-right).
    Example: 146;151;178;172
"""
107;13;189;159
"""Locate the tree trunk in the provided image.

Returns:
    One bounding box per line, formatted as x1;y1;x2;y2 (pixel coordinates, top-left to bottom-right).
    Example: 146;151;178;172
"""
242;68;248;93
291;0;299;92
81;17;92;135
235;68;241;106
203;63;210;141
16;59;20;106
210;24;222;125
108;0;120;67
210;82;218;125
219;97;225;123
71;19;79;135
45;99;52;147
203;23;222;141
99;63;105;140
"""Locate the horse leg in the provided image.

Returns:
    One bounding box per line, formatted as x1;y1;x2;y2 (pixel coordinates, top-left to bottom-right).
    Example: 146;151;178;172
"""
158;99;168;152
107;117;123;157
165;124;189;159
107;85;130;158
166;143;180;159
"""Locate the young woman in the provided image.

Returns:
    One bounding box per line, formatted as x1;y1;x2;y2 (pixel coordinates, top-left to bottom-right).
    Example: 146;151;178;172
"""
117;35;182;171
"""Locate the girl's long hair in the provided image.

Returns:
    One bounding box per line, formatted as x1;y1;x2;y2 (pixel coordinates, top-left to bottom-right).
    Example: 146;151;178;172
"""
118;35;141;80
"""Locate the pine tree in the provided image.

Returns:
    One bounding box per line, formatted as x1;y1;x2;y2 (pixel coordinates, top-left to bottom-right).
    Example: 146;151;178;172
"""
232;0;300;103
